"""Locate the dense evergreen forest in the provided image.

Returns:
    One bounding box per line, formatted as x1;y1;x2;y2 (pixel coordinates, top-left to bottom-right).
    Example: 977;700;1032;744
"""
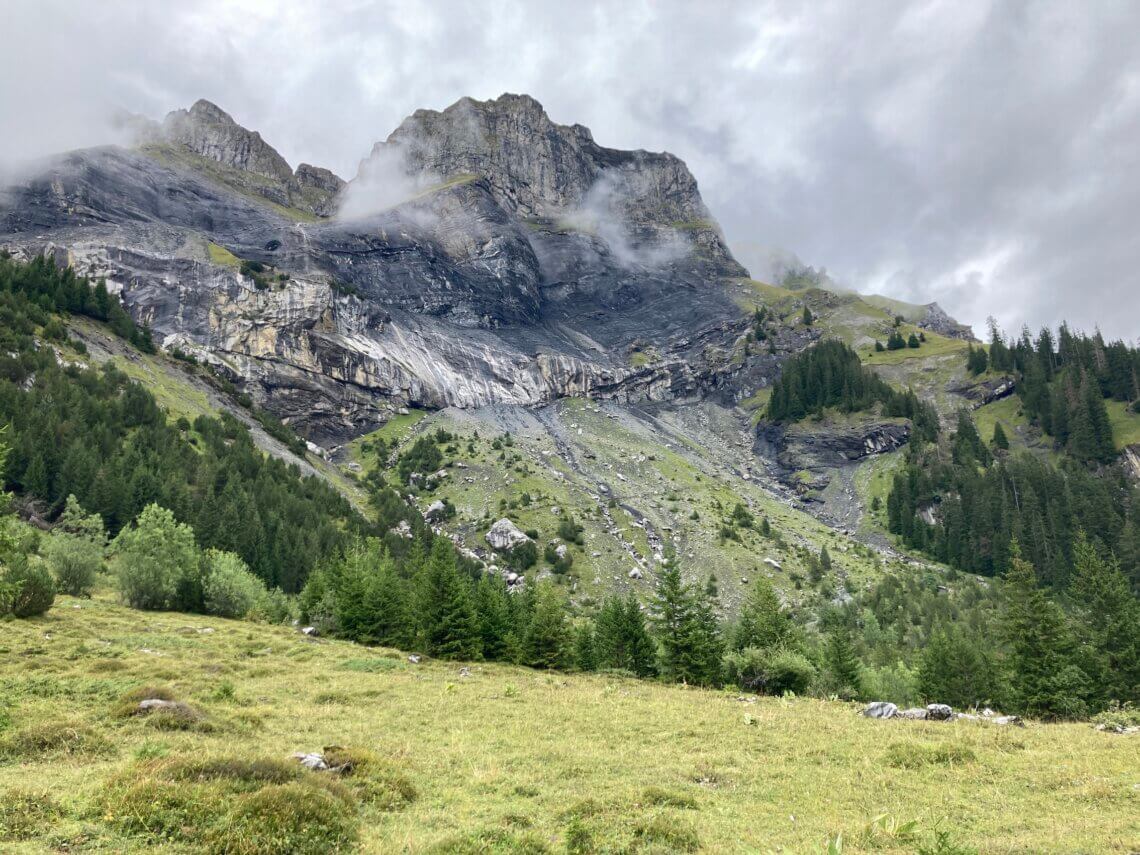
888;322;1140;590
978;320;1139;462
766;339;940;441
0;256;361;592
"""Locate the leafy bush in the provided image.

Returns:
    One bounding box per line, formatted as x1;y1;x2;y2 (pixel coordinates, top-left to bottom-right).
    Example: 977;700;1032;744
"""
203;549;266;619
723;647;816;696
1;555;55;617
111;504;199;610
248;586;296;624
42;532;101;596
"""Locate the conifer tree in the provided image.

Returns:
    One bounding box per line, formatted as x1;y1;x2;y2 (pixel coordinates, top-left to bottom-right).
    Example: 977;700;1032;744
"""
1070;533;1140;703
417;538;481;660
521;582;569;669
573;623;597;672
1001;542;1089;719
823;629;862;698
731;576;789;652
918;625;1002;708
992;421;1009;450
474;573;514;660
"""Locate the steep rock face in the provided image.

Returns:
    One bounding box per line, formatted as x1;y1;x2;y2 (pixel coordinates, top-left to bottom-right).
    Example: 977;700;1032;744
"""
0;92;754;441
363;94;745;278
755;417;911;494
162;100;298;190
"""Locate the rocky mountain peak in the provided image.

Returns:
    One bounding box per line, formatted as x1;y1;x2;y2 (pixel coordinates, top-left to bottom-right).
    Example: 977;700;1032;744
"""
161;99;297;189
359;93;744;275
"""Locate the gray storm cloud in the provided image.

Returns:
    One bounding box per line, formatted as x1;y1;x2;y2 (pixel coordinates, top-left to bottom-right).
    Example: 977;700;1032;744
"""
2;0;1137;341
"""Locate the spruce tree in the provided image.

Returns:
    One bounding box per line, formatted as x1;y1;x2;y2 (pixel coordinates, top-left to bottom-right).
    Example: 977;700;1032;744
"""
918;625;1002;708
1001;543;1089;718
731;576;789;652
650;552;722;685
521;583;569;669
802;305;813;326
417;538;481;660
1070;533;1140;704
474;573;514;660
823;629;862;698
574;623;597;672
992;421;1009;450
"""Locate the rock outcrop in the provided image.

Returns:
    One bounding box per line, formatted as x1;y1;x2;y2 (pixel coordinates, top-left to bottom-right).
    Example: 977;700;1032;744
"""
0;94;753;441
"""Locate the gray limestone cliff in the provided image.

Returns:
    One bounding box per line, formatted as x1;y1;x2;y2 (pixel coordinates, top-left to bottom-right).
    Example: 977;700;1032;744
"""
0;94;754;442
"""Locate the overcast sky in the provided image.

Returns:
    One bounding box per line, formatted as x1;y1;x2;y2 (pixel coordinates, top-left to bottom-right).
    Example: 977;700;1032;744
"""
2;0;1138;340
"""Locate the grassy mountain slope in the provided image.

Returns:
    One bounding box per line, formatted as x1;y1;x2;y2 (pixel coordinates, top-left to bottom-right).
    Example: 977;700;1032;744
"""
342;399;928;616
2;592;1136;854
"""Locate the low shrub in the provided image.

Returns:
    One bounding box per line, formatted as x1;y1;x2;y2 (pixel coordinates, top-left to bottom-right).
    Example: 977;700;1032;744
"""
723;647;816;696
202;549;265;619
2;555;55;617
42;532;101;597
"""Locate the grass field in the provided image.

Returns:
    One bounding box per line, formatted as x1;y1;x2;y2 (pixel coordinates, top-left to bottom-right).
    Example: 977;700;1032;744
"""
2;593;1136;854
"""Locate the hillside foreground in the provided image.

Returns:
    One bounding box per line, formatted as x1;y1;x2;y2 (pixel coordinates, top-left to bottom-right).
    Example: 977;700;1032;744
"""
1;593;1137;853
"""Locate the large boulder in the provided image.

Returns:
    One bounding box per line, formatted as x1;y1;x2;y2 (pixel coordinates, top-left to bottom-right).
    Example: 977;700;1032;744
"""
862;702;898;719
424;500;447;521
926;703;954;721
486;518;530;551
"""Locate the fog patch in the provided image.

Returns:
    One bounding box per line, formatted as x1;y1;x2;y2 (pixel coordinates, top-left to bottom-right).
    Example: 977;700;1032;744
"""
560;171;690;270
337;143;441;221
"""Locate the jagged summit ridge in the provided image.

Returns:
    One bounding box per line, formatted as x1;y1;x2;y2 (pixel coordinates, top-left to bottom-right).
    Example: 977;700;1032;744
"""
359;93;744;275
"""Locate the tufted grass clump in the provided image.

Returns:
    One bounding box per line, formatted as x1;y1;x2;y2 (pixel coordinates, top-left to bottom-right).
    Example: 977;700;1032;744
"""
0;789;65;841
110;685;213;732
102;754;359;853
631;813;702;852
641;786;699;809
423;828;552;854
322;745;418;810
0;719;111;759
110;685;178;718
884;741;978;769
207;782;358;855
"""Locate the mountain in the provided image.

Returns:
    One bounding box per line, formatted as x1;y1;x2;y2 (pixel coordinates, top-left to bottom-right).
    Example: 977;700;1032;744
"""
0;94;755;443
2;93;1137;607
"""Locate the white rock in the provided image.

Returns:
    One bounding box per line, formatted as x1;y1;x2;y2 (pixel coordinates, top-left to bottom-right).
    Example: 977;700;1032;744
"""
485;518;531;551
863;701;898;719
628;568;643;580
292;752;329;771
424;500;447;521
926;703;954;721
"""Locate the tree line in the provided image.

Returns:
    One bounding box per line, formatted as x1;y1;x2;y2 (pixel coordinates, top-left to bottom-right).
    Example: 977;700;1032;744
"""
765;339;940;441
976;319;1139;463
